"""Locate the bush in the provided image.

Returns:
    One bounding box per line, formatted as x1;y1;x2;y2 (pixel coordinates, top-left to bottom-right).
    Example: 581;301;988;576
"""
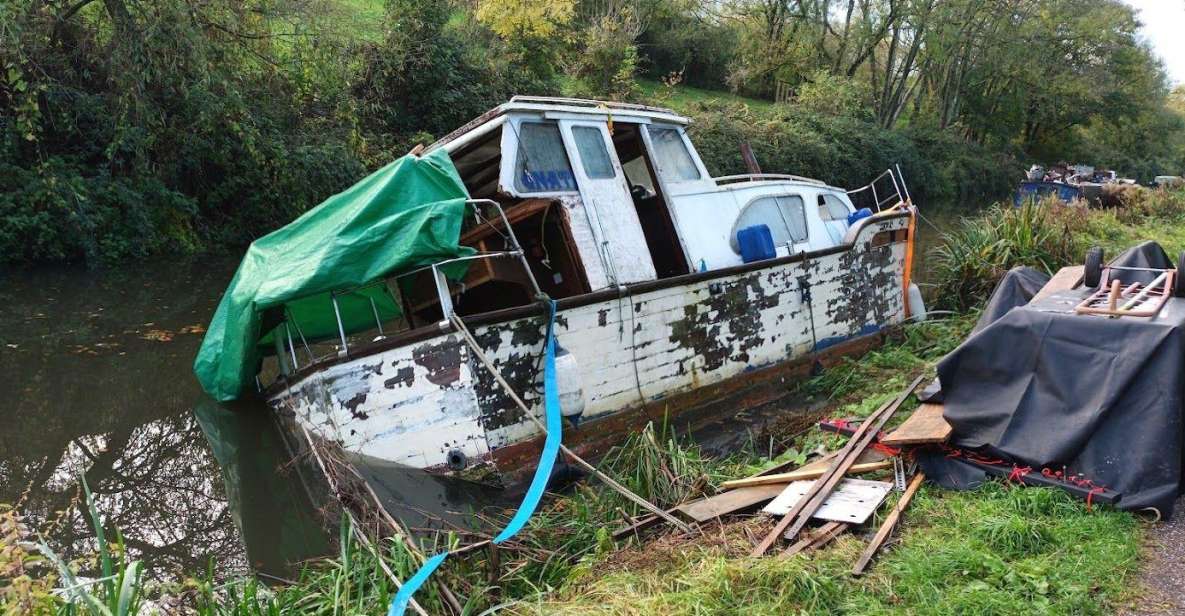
928;201;1086;311
566;14;641;101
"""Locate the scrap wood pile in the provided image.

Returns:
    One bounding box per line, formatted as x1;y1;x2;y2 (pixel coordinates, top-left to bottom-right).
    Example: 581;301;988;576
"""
613;368;1119;574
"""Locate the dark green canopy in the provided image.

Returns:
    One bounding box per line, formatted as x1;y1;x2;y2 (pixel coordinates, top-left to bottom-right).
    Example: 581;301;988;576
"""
194;149;473;401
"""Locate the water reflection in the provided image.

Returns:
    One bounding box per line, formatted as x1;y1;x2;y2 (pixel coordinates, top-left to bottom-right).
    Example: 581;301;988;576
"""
0;257;326;579
195;398;330;577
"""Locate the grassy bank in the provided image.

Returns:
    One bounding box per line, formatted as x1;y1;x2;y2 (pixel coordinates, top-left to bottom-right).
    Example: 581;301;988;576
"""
12;191;1185;613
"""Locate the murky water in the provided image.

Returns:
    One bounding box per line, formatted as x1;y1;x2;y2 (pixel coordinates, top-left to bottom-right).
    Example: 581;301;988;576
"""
0;199;985;582
0;257;328;580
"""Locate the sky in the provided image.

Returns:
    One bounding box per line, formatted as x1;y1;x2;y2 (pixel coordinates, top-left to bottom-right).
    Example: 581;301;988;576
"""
1123;0;1185;86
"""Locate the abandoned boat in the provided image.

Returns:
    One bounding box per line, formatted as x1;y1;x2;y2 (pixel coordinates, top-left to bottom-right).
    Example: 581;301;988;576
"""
194;96;923;481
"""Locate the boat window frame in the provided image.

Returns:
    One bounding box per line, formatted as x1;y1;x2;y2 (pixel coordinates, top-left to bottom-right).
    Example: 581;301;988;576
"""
570;125;617;180
728;193;810;254
646;125;704;183
509;119;580;195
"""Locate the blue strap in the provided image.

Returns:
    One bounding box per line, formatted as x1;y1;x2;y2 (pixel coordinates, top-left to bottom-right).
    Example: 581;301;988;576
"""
388;300;562;614
386;552;447;616
494;300;562;543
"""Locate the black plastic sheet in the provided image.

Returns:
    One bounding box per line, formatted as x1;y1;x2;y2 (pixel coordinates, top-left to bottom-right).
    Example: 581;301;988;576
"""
930;242;1185;517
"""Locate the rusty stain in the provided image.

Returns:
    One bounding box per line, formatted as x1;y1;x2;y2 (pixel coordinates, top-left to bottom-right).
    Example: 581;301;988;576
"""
413;337;464;386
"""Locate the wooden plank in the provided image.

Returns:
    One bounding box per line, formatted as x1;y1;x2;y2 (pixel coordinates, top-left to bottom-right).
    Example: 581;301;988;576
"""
611;510;674;540
752;450;839;478
880;403;952;446
721;460;892;490
1032;265;1085;302
806;522;849;550
750;375;923;556
676;484;786;522
763;478;893;524
852;473;925;575
781;521;847;558
754;374;924;555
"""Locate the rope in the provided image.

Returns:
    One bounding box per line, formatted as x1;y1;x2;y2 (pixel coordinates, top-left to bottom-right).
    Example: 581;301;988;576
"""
449;309;693;533
942;445;1111;513
389;301;566;616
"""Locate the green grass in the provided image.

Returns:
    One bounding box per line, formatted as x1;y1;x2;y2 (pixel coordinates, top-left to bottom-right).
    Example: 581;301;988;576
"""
638;78;776;113
498;315;1143;615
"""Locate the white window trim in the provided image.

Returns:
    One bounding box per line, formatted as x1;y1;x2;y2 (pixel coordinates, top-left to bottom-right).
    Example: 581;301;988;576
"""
500;117;581;197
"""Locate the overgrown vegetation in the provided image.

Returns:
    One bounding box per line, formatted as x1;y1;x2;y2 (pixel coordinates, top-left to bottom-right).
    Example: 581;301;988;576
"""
4;0;1184;264
930;187;1185;310
4;311;1146;614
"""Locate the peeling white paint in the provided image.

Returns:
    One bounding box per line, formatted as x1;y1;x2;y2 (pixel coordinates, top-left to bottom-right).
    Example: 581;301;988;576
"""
269;215;910;472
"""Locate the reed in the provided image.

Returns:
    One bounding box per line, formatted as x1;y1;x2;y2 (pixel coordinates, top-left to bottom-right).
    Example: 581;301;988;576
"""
929;200;1084;311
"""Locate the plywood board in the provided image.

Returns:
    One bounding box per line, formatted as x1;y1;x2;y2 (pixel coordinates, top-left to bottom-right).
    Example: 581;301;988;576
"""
881;403;952;446
762;478;893;524
676;484;786;521
1032;265;1085;302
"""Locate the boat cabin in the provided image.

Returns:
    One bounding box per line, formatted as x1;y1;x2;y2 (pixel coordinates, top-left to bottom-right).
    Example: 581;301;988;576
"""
405;96;866;324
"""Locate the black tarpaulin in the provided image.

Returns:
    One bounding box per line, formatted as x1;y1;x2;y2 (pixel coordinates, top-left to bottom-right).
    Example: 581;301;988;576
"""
929;242;1185;517
919;266;1051;405
973;266;1050;332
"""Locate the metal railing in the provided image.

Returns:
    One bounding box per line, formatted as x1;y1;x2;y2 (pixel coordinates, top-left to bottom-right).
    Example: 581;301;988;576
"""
846;165;914;212
714;173;827;187
274;200;542;375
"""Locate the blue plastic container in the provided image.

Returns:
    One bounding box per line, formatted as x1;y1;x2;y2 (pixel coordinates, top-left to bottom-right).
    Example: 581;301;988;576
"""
737;224;776;263
847;208;874;226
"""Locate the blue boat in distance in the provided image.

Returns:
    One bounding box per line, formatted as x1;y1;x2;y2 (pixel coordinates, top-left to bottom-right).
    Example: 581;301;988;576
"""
1013;180;1082;207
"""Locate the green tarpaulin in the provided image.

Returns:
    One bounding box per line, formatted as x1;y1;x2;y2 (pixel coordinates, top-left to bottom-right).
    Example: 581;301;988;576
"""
194;149;474;401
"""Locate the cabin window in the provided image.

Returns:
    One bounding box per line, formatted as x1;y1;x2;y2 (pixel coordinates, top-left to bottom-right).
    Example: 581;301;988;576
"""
514;122;577;193
818;194;850;221
730;195;808;252
572;126;615;179
649;127;701;181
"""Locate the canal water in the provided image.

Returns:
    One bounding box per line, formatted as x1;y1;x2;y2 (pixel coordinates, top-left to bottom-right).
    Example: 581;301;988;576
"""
0;256;328;580
0;201;979;582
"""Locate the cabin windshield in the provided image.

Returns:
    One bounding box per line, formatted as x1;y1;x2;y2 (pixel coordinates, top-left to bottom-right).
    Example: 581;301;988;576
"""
514;122;577;193
649;126;701;182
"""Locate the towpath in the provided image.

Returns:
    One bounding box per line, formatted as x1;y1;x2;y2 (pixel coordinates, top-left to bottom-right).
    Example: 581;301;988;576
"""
1124;496;1185;614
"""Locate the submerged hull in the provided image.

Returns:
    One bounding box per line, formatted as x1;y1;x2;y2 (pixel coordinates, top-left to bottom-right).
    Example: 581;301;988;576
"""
267;212;912;479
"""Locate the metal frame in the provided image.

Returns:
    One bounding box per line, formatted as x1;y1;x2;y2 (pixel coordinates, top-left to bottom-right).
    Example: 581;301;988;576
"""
1075;266;1176;318
846;168;910;212
715;173;827;187
392;199;542;324
274;199;543;371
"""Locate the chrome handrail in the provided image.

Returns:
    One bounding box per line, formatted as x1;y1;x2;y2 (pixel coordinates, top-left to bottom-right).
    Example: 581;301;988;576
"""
846;167;912;211
715;173;827;186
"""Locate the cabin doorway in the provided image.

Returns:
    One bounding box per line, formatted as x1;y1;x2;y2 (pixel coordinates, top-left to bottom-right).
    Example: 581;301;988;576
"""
611;124;691;278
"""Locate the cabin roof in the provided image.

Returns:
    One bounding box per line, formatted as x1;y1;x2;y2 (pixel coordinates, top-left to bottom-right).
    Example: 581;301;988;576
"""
428;96;690;152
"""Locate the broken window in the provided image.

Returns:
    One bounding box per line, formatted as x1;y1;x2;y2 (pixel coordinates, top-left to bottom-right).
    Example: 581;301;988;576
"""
649;126;701;181
731;195;808;252
514;122;577;193
572;126;615;179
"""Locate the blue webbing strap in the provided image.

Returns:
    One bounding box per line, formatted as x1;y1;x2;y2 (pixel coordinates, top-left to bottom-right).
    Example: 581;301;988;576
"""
494;299;562;543
386;552;447;616
388;300;562;615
